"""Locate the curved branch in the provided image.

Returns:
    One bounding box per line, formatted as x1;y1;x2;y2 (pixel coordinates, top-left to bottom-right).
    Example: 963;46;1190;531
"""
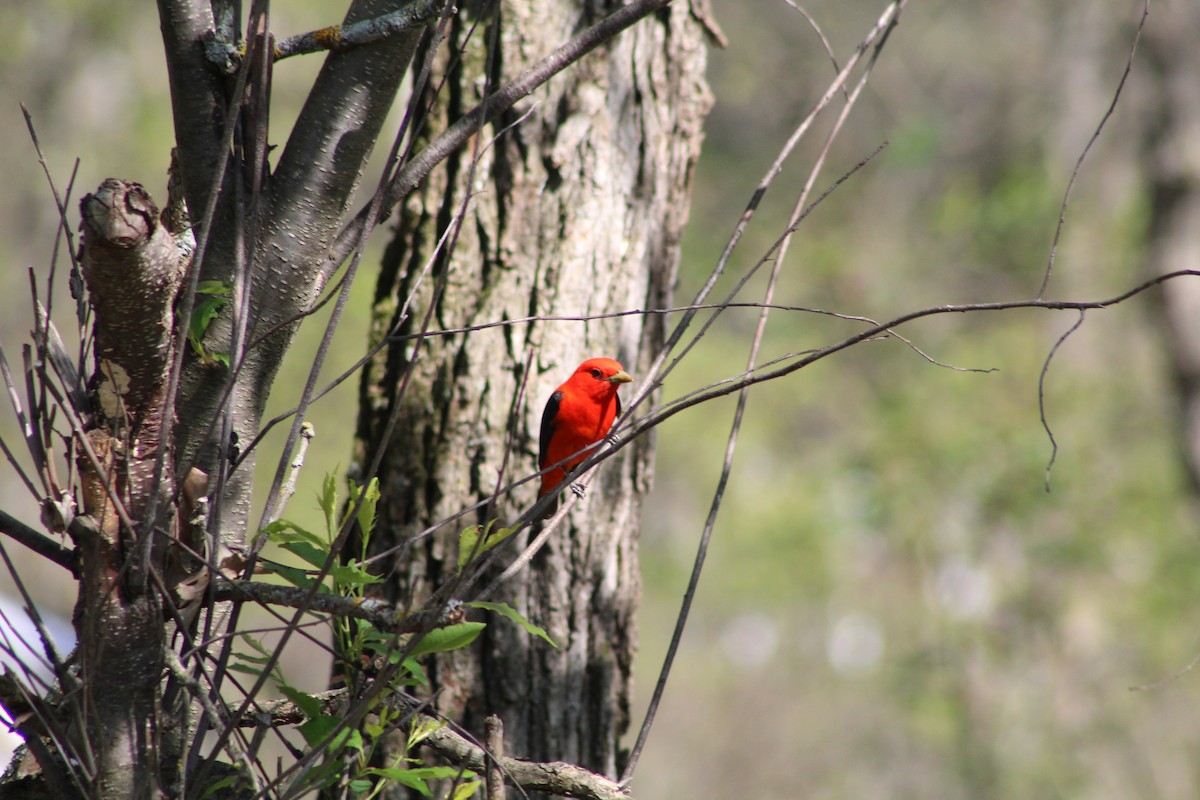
624;270;1200;446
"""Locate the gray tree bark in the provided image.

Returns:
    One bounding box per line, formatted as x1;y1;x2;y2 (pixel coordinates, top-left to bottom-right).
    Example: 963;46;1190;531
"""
355;0;711;782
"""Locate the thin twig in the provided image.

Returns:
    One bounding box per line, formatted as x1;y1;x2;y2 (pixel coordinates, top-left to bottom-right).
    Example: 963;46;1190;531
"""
270;421;315;526
623;6;898;776
1037;0;1148;298
617;0;907;438
485;714;505;800
1039;309;1085;492
21;104;87;329
272;0;446;62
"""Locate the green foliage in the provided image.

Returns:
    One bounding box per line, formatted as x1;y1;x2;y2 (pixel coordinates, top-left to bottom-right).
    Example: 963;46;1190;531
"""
234;477;553;797
457;519;517;570
228;633;287;685
467;601;556;648
187;280;232;367
406;621;486;658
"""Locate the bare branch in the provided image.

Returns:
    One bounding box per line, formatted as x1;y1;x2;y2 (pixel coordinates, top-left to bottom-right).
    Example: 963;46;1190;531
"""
268;0;424;260
0;510;74;573
210;576;444;634
627;271;1200;449
1039;310;1086;491
273;0;446;62
618;0;907;431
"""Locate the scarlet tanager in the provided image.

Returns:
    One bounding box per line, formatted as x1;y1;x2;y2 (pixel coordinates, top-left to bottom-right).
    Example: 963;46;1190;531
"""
538;357;633;517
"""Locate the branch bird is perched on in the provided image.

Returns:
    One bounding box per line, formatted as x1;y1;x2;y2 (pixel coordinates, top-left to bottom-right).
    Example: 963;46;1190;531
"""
538;357;633;518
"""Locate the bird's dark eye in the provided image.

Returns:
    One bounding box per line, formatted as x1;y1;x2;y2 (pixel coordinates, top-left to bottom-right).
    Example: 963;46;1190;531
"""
590;368;603;379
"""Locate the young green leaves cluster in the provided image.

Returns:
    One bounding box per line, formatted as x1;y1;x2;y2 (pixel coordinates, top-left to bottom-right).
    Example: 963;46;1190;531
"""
228;476;554;795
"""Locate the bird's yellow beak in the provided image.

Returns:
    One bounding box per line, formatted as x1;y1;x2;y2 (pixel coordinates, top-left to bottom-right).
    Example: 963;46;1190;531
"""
608;370;633;384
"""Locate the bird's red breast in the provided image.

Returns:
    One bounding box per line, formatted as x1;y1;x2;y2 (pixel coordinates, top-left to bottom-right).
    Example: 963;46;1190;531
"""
537;357;633;514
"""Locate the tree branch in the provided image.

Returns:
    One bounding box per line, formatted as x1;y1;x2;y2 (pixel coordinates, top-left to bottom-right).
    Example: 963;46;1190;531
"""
210;576;443;634
155;0;226;220
274;0;446;62
268;0;424;275
0;510;74;573
244;690;631;800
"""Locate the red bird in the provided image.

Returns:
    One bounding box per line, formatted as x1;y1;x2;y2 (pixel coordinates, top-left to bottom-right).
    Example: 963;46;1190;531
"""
538;357;633;517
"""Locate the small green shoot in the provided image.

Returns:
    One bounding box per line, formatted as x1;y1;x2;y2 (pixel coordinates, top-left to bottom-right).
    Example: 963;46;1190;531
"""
457;520;517;570
188;280;231;367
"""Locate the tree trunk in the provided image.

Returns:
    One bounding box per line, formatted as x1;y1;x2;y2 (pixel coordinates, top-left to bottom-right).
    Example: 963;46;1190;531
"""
355;0;711;782
1139;5;1200;490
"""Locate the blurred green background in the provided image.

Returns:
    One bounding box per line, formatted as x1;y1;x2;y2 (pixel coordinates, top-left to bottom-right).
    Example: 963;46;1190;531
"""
3;1;1199;797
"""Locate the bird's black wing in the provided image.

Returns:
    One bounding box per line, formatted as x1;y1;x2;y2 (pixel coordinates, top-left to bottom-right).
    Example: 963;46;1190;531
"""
538;390;563;468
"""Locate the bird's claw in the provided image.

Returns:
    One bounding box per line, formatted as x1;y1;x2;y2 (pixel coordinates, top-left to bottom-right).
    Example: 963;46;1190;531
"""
569;482;586;499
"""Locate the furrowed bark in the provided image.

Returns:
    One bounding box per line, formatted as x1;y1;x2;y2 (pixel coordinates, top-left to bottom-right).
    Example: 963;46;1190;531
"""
356;0;711;785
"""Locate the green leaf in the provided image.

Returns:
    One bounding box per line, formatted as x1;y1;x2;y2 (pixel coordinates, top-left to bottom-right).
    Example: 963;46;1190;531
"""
398;655;428;686
467;601;556;648
457;521;517;570
366;768;431;797
196;280;233;296
331;561;384;587
348;778;373;797
277;685;321;719
230;651;274;666
319;472;338;537
256;518;323;548
449;779;482;800
238;634;274;659
408;622;485;658
187;290;229;355
279;540;329;569
226;663;266;678
298;715;362;753
229;634;283;681
262;562;318;590
365;765;471;796
350;478;381;545
198;775;240;799
406;717;447;749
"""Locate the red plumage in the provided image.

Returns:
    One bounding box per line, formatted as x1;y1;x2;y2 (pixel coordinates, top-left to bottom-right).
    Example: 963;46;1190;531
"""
537;357;632;516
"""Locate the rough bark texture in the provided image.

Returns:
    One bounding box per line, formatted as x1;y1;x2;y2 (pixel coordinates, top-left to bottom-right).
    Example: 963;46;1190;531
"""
1140;8;1200;490
355;0;711;783
74;179;189;799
